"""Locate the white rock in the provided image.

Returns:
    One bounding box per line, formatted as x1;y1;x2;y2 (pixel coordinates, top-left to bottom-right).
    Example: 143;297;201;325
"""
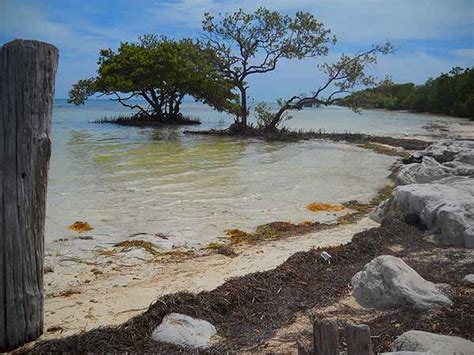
152;313;217;349
351;255;451;310
397;157;452;185
418;140;474;163
464;274;474;284
392;330;474;355
385;177;474;248
398;140;474;185
370;198;390;223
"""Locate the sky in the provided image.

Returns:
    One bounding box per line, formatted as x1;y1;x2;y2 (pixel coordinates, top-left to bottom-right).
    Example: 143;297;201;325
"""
1;0;473;101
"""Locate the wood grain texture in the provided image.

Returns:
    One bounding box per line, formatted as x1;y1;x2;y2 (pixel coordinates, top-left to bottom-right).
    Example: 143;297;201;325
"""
346;324;373;355
313;320;338;355
0;39;58;352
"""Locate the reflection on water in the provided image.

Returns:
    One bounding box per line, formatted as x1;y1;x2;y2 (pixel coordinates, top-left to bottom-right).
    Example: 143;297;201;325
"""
46;100;465;252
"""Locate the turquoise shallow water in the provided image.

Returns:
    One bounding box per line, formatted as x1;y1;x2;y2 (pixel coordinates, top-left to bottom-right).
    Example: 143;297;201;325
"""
46;100;464;253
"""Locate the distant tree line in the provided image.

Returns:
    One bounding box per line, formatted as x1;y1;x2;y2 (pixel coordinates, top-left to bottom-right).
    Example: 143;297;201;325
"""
341;67;474;120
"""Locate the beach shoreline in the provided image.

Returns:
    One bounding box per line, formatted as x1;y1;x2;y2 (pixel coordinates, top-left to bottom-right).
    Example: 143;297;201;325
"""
41;217;379;341
25;119;474;352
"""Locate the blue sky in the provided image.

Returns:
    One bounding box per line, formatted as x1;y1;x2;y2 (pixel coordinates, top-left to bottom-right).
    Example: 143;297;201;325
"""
1;0;473;101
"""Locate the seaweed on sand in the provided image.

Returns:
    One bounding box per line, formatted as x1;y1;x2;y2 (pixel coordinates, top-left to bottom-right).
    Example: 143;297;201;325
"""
306;202;345;212
96;240;195;259
68;221;93;233
225;221;328;245
28;217;473;354
204;242;238;257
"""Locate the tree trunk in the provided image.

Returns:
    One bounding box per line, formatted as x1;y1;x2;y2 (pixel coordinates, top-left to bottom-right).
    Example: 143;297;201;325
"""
0;39;58;352
268;105;287;130
239;86;248;126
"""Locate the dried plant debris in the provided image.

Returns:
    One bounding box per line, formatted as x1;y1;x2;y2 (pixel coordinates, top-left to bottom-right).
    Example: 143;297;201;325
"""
306;202;345;212
205;242;238;257
68;221;94;233
30;217;473;353
96;240;195;260
225;221;326;245
113;240;161;255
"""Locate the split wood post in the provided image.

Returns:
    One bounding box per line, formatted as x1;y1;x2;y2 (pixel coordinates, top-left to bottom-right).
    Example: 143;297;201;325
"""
0;39;58;352
313;320;339;355
346;323;373;355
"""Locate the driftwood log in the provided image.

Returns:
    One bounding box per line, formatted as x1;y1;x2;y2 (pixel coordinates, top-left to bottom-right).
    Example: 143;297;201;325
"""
0;39;58;351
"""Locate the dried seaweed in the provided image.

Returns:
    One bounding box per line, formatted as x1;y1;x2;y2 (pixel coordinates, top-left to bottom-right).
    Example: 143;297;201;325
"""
28;217;473;354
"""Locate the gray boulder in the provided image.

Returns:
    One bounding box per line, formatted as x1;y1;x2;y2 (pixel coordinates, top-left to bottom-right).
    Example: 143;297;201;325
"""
392;330;474;355
398;140;474;185
416;140;474;163
383;177;474;248
464;274;474;284
351;255;451;310
370;198;390;223
397;156;453;185
152;313;217;349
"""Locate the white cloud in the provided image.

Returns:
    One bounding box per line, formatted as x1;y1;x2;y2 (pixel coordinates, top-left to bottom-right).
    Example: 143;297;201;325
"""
375;50;473;83
452;48;474;61
243;49;473;101
0;0;121;54
157;0;474;42
1;0;471;99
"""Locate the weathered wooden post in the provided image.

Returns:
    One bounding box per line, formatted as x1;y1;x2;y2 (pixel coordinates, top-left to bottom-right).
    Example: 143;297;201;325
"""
313;320;339;355
0;39;58;351
346;324;373;355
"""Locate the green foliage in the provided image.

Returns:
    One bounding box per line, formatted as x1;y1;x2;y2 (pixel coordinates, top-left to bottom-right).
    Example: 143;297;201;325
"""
202;7;335;125
343;67;474;119
68;35;238;120
254;102;292;129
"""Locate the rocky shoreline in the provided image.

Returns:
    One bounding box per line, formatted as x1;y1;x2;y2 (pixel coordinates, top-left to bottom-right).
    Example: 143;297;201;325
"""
21;138;474;354
374;139;474;249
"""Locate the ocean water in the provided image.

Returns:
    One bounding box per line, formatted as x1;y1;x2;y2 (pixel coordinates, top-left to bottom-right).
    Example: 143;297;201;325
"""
45;100;463;254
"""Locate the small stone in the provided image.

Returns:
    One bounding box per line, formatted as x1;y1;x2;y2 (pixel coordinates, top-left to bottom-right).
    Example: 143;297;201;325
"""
463;274;474;284
44;260;55;273
351;255;451;310
392;330;474;355
152;313;217;349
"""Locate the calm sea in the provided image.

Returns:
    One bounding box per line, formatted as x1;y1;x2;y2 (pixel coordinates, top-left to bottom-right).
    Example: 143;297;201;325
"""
45;100;463;255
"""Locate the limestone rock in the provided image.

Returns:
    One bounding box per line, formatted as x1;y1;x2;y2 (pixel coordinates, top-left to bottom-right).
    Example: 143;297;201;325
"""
384;177;474;248
392;330;474;355
351;255;451;310
464;274;474;284
152;313;217;349
396;156;452;185
370;198;390;223
416;140;474;164
398;140;474;185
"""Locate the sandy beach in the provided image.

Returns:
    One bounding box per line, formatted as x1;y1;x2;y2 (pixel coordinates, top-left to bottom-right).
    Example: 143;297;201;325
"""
42;217;378;340
38;119;474;343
